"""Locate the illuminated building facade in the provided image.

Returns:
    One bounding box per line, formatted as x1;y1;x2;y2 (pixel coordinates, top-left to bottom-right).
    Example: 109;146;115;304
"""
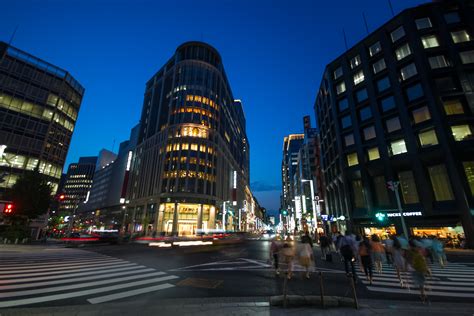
315;0;474;246
0;41;84;198
127;42;250;236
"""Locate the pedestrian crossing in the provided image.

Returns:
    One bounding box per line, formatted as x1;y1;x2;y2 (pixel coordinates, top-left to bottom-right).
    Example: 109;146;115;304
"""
355;262;474;298
0;248;179;307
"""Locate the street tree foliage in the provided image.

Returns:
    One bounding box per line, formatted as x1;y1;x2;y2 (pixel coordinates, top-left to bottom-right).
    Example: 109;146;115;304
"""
9;169;53;221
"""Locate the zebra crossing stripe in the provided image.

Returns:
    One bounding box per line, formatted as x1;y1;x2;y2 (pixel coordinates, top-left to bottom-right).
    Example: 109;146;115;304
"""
365;286;474;298
0;258;125;271
0;275;179;308
360;280;474;292
87;283;175;304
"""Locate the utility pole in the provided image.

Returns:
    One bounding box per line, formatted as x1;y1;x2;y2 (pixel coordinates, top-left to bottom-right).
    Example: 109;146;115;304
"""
388;181;409;238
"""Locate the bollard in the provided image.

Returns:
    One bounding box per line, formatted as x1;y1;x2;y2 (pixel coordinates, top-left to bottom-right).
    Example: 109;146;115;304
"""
319;271;325;308
283;274;288;308
349;273;359;309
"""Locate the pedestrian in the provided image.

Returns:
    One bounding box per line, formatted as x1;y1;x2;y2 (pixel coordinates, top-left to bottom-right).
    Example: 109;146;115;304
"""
319;234;330;260
270;236;281;275
281;240;295;280
431;236;446;268
391;236;407;287
371;235;385;274
298;236;314;279
358;236;373;284
301;231;313;248
337;232;357;281
406;240;430;303
382;235;394;265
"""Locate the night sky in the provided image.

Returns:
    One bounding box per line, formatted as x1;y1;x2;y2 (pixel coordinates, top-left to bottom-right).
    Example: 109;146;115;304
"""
1;0;426;212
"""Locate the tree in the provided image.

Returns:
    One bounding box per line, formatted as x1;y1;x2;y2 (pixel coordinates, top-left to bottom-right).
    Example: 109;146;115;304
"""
8;169;53;221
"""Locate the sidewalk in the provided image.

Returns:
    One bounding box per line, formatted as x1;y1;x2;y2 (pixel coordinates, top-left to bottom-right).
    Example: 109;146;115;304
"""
1;297;473;316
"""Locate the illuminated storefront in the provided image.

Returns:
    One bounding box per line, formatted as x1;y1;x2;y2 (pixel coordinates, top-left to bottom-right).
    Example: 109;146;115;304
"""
160;203;215;236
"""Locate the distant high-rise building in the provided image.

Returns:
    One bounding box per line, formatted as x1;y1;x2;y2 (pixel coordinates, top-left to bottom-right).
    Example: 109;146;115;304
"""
314;0;474;247
0;42;84;197
127;42;250;236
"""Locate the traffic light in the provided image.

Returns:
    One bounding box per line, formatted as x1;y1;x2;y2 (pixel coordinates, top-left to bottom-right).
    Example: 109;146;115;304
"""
375;212;386;222
3;203;13;215
281;209;288;216
57;194;65;201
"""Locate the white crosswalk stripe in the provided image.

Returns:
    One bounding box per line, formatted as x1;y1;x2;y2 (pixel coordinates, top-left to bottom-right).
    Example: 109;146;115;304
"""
0;248;179;307
356;262;474;298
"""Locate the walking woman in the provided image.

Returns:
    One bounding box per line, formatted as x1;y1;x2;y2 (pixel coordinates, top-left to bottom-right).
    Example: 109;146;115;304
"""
391;236;407;287
270;236;281;275
298;236;314;279
371;234;385;274
406;240;430;303
358;236;373;284
281;237;295;279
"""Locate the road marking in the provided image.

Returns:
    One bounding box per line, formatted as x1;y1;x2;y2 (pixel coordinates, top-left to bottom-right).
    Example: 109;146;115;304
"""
240;258;271;267
0;268;156;290
87;283;175;304
361;280;474;291
0;275;180;308
0;258;125;271
0;272;168;298
366;286;474;298
0;265;148;284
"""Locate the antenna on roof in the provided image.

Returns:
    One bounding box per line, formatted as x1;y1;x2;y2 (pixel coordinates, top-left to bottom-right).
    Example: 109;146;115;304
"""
8;25;19;46
388;0;395;17
362;12;369;34
342;28;348;51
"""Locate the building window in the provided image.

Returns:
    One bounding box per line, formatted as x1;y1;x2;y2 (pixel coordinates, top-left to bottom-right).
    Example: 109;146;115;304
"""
338;98;349;111
400;63;417;81
336;81;346;95
350;55;362;69
451;30;471;43
368;147;380;161
347;153;359;166
352;180;366;208
443;99;464;115
412;106;431;123
372;59;386;74
463;161;474;196
428;165;454;201
429;55;450;69
435;77;457;92
460;50;474;64
390;139;407;155
374;176;390;206
406;83;424;101
418;129;439;147
386;117;401;133
363;126;376;140
421;35;440;48
395;43;412;60
353;70;365;85
356;89;368;103
359;106;372;121
341;115;352;129
344;134;355;146
391;26;405;42
398;170;419;204
444;12;460;24
381;96;396;112
415;17;432;30
377;76;391;92
334;67;343;80
369;42;382;57
451;125;473;141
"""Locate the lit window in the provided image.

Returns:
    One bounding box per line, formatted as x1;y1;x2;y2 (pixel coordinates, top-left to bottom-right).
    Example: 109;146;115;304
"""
181;143;189;150
386;117;401;133
359;106;372;121
444;12;460;24
428;164;454;201
341;115;352;129
415;17;432;30
390;139;407;155
353;70;365;85
463;161;474;196
412;106;431;123
380;96;396;112
334;67;343;80
451;30;471;43
460;50;474;64
451;125;473;141
398;170;419;204
418;129;438;147
344;134;355;146
406;83;424;101
400;63;417;80
367;147;380;161
356;89;368;103
429;55;450;69
391;26;405;42
190;143;198;151
347;153;359;166
377;76;391;92
338;98;349;111
336;81;346;95
363;126;376;140
443;99;464;115
421;35;440;48
372;59;386;74
350;55;362;69
395;43;412;60
369;42;382;57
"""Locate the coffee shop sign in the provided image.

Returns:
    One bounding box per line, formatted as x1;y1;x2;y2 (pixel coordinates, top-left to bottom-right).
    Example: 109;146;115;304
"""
386;211;422;217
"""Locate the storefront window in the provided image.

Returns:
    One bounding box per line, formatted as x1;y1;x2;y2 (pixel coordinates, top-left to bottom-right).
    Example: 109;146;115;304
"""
428;165;454;201
398;170;419;204
463;161;474;196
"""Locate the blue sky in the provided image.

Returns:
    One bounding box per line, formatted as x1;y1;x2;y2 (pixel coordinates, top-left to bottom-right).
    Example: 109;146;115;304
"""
1;0;426;211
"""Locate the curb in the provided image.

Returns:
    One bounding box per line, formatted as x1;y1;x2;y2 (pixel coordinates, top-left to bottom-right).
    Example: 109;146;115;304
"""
270;295;355;308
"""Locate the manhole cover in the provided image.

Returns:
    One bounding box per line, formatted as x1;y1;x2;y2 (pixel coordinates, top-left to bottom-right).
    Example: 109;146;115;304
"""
177;278;223;289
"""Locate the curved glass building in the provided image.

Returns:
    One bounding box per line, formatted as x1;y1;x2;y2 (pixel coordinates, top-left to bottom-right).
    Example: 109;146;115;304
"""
127;42;250;236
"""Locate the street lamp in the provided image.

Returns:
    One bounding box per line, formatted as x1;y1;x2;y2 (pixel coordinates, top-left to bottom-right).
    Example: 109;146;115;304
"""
301;179;317;230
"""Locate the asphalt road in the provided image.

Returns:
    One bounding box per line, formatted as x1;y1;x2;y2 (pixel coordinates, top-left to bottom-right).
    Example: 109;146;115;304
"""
0;241;473;309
